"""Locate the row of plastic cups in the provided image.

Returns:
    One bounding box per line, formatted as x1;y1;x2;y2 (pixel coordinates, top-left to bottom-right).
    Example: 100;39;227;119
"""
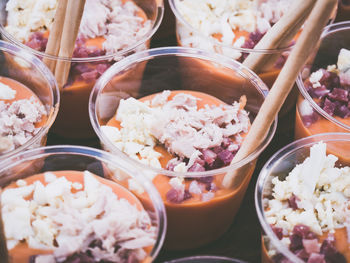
0;0;340;144
2;133;349;262
1;11;349;263
0;0;325;145
0;0;164;139
0;40;276;260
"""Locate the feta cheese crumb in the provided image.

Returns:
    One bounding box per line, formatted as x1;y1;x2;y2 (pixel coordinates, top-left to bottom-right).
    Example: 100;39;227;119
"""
309;69;323;88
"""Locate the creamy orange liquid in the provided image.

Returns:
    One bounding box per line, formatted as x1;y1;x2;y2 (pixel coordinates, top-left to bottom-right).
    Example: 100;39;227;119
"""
106;90;255;250
5;170;152;263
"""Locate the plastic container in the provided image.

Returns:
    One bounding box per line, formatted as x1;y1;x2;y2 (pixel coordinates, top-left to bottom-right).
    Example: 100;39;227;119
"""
89;46;277;250
165;255;247;263
0;40;59;161
295;22;350;159
255;133;350;263
0;0;164;139
0;145;166;262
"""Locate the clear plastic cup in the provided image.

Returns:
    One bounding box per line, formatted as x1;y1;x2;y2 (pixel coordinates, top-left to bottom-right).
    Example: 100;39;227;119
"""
295;22;350;159
0;40;59;161
0;0;164;139
0;145;166;262
165;255;247;263
89;46;277;250
255;132;350;263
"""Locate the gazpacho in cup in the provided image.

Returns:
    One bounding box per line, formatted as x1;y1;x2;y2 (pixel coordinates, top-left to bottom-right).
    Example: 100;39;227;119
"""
0;40;59;161
169;0;313;116
295;22;350;159
256;133;350;263
0;0;164;139
0;145;166;262
89;47;277;250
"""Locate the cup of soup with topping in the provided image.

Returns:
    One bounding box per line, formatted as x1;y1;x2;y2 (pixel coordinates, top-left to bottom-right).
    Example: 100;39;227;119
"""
335;0;350;22
295;22;350;159
0;0;164;139
168;0;319;116
89;47;277;250
0;145;166;263
256;132;350;263
0;40;59;161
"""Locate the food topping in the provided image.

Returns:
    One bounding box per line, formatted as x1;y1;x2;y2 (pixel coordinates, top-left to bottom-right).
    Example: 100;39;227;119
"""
265;142;350;262
102;91;250;173
175;0;291;59
5;0;151;55
0;83;46;154
300;48;350;126
2;171;156;262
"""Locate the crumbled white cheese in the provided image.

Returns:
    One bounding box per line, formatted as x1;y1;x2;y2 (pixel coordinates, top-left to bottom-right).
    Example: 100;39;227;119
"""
175;0;291;60
2;171;156;262
266;142;350;236
102;91;249;172
337;48;350;73
169;177;185;192
5;0;57;42
0;82;16;100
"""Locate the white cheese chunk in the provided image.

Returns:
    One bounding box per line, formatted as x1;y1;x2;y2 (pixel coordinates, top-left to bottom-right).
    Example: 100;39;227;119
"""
337;48;350;72
0;82;16;100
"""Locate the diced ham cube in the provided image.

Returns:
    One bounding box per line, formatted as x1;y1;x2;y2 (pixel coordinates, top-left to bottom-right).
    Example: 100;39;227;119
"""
328;88;348;102
217;150;234;165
